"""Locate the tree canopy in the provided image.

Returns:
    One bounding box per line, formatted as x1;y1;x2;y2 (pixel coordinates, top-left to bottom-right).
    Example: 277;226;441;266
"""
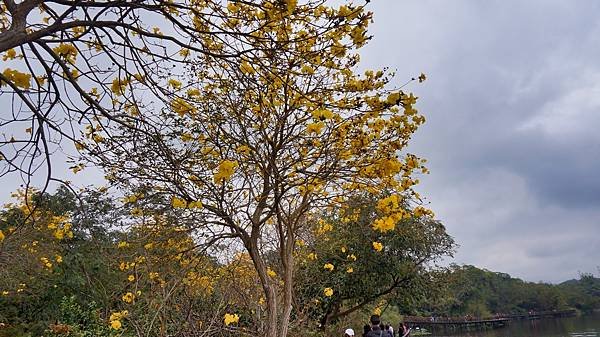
1;1;450;337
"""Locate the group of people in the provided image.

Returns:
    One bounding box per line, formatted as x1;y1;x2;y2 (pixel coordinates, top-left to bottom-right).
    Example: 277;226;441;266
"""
343;315;410;337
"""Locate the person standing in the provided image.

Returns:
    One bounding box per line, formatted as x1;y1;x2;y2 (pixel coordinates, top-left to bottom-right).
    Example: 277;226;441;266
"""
366;315;392;337
362;324;371;337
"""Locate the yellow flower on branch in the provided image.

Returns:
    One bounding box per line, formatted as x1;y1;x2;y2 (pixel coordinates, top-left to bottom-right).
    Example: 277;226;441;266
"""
223;313;239;326
1;68;32;89
214;160;238;184
323;263;334;271
372;241;383;252
110;320;122;330
323;287;334;297
306;122;325;134
52;43;78;63
171;197;187;208
122;292;135;303
2;49;17;60
171;97;197;116
111;77;129;96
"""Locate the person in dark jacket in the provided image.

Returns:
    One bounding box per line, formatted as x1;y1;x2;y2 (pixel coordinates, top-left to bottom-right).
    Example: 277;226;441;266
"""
365;315;392;337
362;324;371;337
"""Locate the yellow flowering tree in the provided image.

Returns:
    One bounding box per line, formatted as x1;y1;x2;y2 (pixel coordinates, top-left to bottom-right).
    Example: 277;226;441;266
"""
0;189;71;298
76;1;432;336
0;0;246;191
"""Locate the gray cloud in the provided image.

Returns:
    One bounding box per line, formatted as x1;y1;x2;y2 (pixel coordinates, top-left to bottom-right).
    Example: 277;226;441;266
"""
365;0;600;282
2;0;598;283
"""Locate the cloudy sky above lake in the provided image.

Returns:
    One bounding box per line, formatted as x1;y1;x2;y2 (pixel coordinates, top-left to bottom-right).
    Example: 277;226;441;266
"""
2;0;598;284
363;0;600;283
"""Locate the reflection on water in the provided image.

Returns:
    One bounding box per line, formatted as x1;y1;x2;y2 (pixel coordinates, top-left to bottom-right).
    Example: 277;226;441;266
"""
429;313;600;337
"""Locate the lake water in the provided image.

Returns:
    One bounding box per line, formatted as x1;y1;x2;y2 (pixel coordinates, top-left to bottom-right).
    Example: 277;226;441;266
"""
429;313;600;337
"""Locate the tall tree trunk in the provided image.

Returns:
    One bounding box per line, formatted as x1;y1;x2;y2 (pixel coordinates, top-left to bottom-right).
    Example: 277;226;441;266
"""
246;239;278;337
278;234;295;337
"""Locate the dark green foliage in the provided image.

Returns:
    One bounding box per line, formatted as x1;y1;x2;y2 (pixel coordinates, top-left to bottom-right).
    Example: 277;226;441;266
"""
421;265;600;317
294;194;456;326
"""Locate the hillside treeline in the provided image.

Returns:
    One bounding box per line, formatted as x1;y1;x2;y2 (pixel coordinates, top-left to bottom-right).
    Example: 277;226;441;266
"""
413;265;600;317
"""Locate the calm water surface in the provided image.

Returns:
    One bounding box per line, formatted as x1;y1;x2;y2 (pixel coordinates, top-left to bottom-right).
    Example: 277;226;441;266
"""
429;313;600;337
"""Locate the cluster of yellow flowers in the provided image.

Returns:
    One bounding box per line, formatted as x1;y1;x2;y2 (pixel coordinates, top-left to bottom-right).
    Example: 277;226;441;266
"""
111;77;129;96
223;313;240;326
1;68;31;89
52;43;78;63
122;292;135;303
48;219;73;240
109;310;128;330
372;241;383;252
267;267;277;278
214;160;238;184
170;96;199;118
2;48;18;60
171;196;203;209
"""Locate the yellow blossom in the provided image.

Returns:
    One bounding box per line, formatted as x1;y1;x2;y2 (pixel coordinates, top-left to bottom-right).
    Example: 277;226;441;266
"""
323;263;334;271
323;287;334;297
267;267;277;278
347;267;353;273
187;88;200;97
306;122;325;134
372;216;396;232
2;49;17;60
52;43;78;63
1;68;32;89
111;77;129;96
223;313;239;326
171;97;197;116
168;78;182;89
110;320;122;330
214;160;238;184
122;292;135;303
372;241;383;252
128;275;135;282
179;48;190;57
171;197;187;208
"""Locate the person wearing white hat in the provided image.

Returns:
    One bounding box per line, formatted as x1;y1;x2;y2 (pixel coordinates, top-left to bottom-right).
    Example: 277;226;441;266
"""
345;328;355;336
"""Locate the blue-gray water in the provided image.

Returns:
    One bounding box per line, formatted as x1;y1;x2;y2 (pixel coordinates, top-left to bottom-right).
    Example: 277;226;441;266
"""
429;313;600;337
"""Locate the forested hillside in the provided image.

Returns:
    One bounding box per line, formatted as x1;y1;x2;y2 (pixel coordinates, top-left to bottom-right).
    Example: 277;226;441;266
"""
412;265;600;317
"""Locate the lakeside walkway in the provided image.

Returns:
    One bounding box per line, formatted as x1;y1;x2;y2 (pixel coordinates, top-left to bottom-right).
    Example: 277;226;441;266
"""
404;309;577;332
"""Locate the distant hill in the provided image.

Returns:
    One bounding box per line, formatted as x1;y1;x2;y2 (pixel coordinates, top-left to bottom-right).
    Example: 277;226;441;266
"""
410;265;600;317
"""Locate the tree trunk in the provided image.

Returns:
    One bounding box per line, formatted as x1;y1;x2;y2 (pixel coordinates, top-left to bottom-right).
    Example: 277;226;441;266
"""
246;240;279;337
277;238;295;337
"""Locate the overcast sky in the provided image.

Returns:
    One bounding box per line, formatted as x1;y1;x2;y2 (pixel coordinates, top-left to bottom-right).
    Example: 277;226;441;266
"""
364;0;600;283
2;0;598;284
